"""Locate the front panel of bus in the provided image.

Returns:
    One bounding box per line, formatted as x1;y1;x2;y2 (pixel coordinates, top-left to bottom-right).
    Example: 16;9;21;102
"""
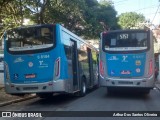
99;30;155;89
4;24;65;94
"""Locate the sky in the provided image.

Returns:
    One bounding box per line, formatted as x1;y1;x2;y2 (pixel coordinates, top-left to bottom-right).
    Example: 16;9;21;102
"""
99;0;160;25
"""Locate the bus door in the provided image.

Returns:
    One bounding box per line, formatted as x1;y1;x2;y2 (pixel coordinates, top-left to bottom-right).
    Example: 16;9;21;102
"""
70;40;79;91
87;48;93;87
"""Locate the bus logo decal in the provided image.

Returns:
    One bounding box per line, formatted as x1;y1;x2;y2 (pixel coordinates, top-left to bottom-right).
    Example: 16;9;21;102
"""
108;56;119;61
14;57;24;63
38;60;48;68
111;70;115;75
136;60;141;66
136;68;141;73
14;74;19;79
28;62;33;67
39;61;43;65
122;56;128;62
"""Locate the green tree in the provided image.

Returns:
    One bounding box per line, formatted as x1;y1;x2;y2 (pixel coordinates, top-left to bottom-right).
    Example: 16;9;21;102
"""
25;0;118;38
83;0;118;38
0;0;118;39
0;0;25;39
97;1;118;30
25;0;87;35
118;12;145;29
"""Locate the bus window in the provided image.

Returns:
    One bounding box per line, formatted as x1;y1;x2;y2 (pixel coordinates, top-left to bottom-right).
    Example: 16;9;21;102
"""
103;32;148;51
64;45;72;60
7;26;54;54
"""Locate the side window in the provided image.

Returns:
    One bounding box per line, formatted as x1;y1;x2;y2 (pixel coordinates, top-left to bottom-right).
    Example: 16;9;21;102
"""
78;43;89;76
78;50;88;62
64;45;72;60
91;49;98;77
91;50;97;64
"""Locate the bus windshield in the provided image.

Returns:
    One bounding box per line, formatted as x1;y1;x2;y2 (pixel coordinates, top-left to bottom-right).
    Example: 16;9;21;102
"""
103;31;148;51
6;26;54;54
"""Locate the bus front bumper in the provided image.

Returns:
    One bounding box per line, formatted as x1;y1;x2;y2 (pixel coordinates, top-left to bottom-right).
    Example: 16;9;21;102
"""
100;75;155;89
5;80;69;94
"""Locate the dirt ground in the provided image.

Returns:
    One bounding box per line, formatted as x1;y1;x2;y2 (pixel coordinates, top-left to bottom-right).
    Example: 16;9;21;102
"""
0;86;34;103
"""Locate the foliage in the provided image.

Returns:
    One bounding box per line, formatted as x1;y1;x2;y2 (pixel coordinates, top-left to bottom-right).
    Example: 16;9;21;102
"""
118;12;145;29
0;0;118;39
81;0;119;38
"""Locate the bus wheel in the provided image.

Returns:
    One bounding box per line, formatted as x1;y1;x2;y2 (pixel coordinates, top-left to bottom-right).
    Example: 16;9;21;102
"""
79;80;87;97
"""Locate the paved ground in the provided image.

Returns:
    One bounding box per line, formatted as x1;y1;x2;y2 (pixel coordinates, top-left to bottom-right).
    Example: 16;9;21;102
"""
0;79;160;107
155;81;160;90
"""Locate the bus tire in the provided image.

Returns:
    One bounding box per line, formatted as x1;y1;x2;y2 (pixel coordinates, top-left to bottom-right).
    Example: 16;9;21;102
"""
79;79;87;97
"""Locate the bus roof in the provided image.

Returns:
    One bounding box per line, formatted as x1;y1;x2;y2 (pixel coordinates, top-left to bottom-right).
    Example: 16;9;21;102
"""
59;24;98;51
102;29;151;34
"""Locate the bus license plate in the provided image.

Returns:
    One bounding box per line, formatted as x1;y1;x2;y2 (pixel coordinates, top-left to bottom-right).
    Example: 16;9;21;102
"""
25;74;36;79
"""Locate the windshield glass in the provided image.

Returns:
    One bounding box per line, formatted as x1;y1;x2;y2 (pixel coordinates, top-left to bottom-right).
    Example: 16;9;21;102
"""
103;31;148;51
6;26;54;53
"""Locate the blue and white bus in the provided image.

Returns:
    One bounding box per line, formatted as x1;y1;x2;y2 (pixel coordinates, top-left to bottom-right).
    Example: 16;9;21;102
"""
99;29;155;94
4;24;99;98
